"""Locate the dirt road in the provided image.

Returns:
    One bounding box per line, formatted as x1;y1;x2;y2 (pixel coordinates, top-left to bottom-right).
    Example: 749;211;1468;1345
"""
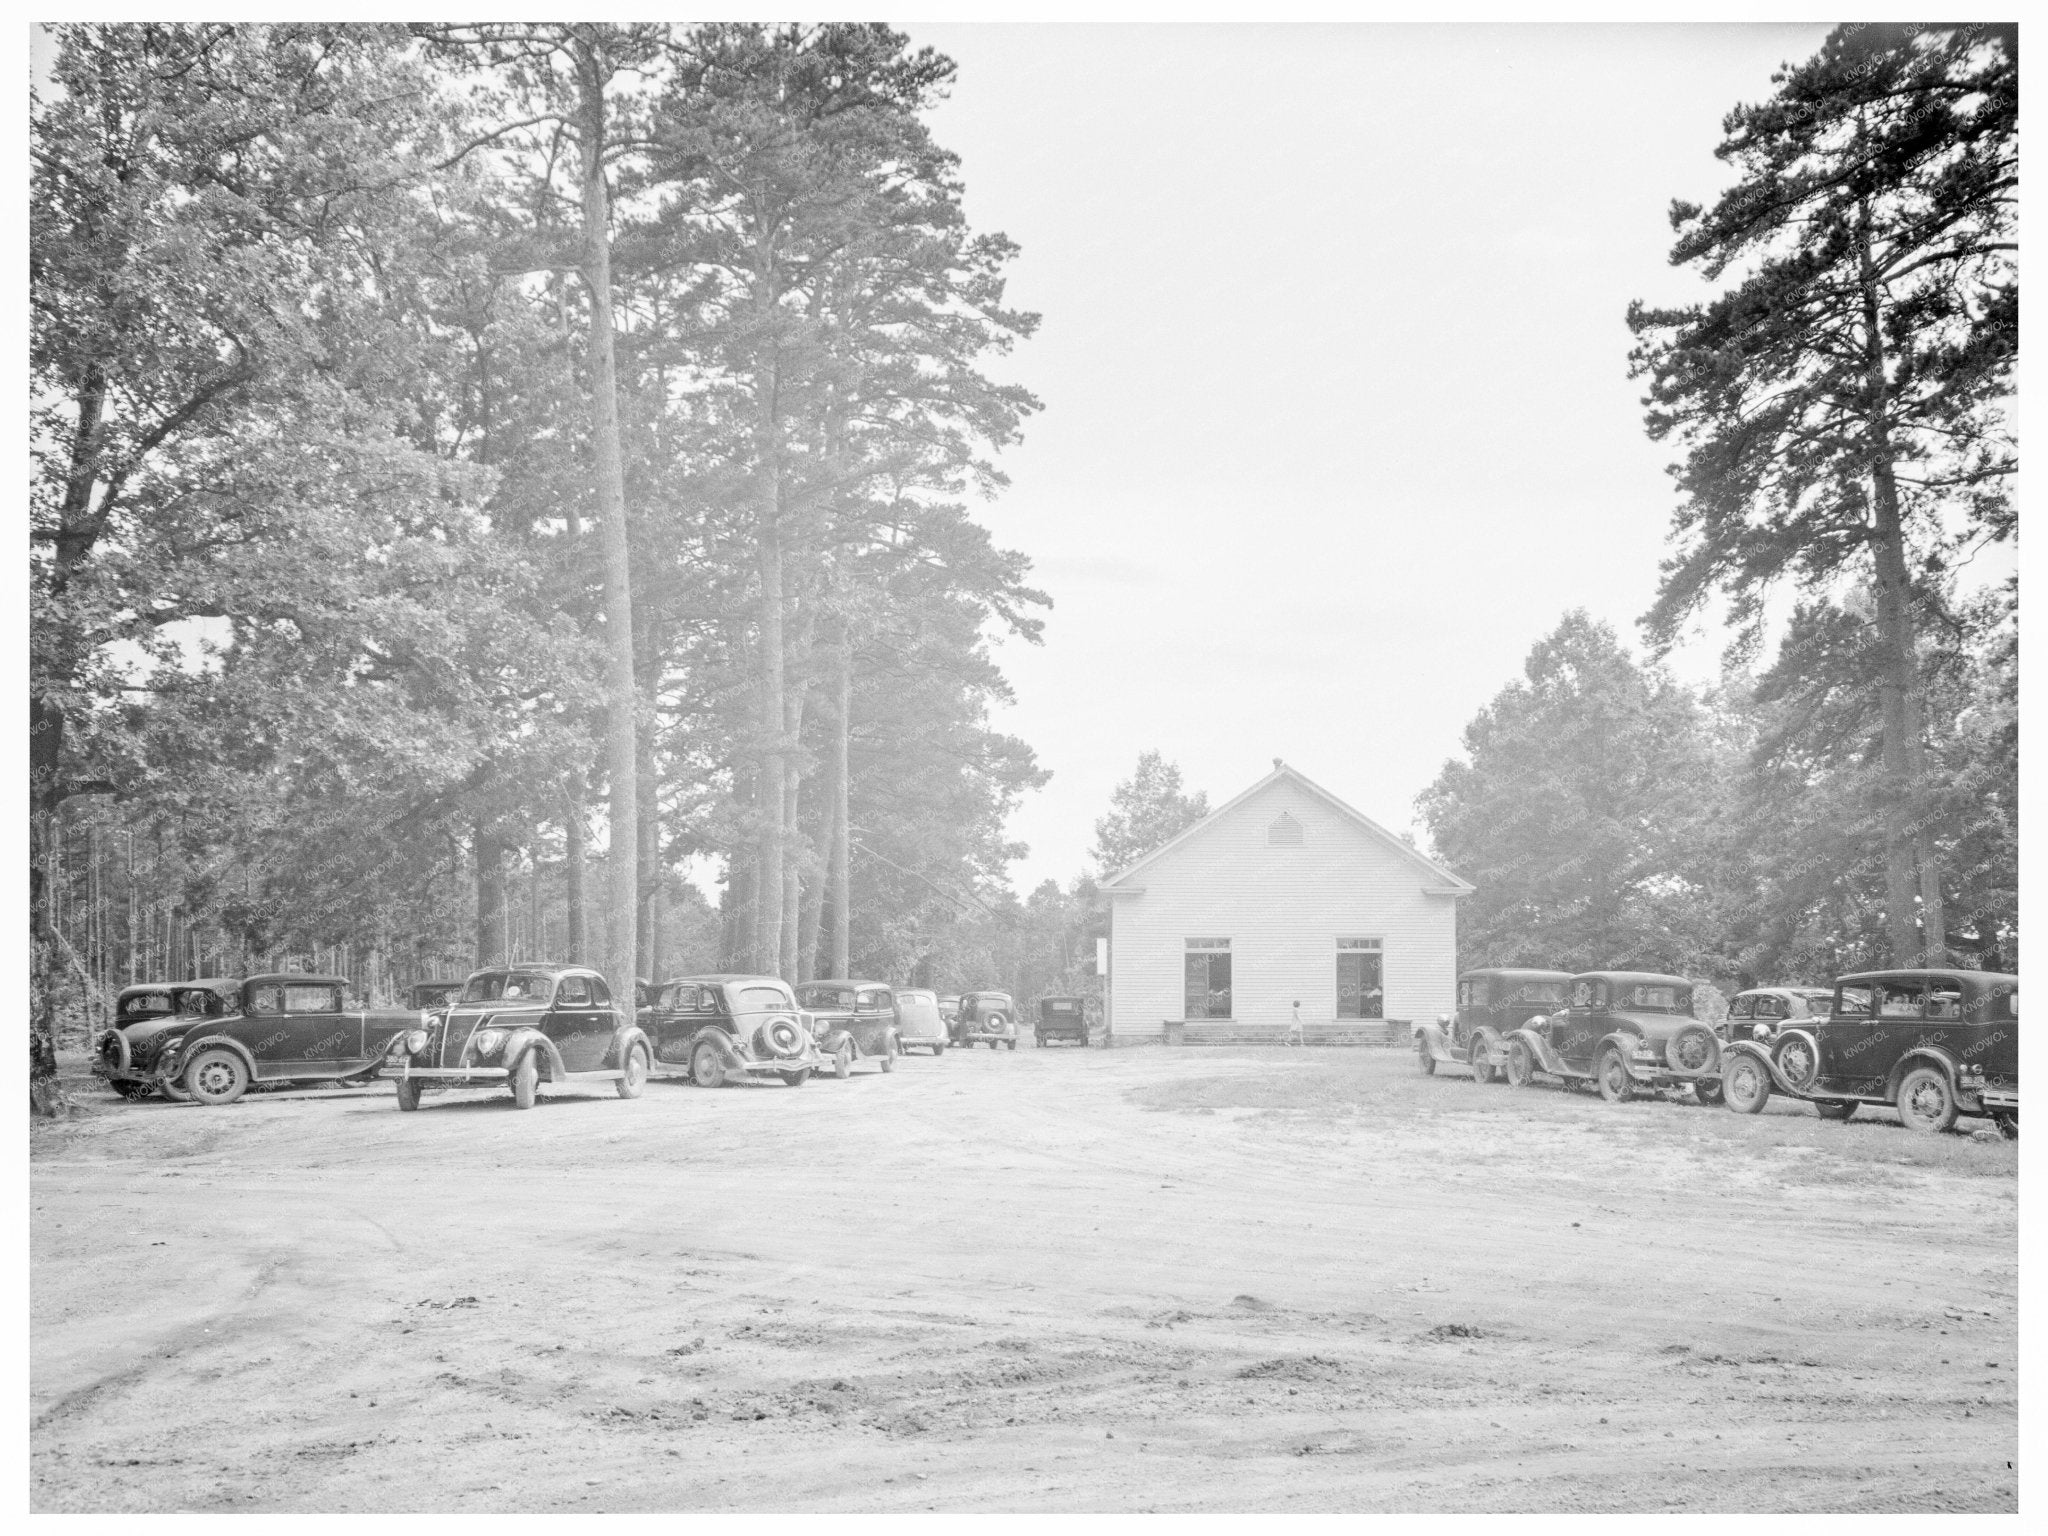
32;1043;2017;1512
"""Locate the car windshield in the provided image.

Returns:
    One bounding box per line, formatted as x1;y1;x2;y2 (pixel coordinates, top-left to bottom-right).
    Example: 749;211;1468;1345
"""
463;971;555;1004
801;987;857;1010
173;988;225;1016
734;984;794;1014
1618;984;1689;1014
1505;981;1567;1004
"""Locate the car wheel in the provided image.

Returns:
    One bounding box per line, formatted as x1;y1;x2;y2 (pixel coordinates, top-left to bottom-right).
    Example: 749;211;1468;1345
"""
932;1043;945;1057
1813;1099;1856;1122
1595;1046;1633;1104
1894;1066;1957;1134
1693;1077;1725;1107
1468;1045;1495;1086
1504;1040;1534;1089
394;1075;422;1112
1416;1036;1437;1076
1721;1053;1770;1114
692;1041;727;1089
511;1051;538;1110
1992;1111;2017;1141
832;1043;853;1080
1006;1038;1017;1051
1772;1033;1819;1092
183;1048;249;1107
615;1044;648;1100
780;1068;811;1088
161;1076;192;1103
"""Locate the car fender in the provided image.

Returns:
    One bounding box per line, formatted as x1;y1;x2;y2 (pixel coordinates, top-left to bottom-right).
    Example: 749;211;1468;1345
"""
502;1029;567;1082
1597;1030;1645;1071
1720;1036;1779;1080
1504;1026;1562;1076
1414;1018;1458;1061
1885;1044;1965;1103
814;1024;854;1054
615;1024;651;1070
165;1032;256;1082
690;1027;749;1069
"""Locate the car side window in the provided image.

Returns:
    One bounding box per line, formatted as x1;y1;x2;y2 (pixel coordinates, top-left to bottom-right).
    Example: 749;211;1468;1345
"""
858;989;887;1011
1924;981;1962;1020
589;977;611;1006
557;976;591;1007
250;986;283;1015
1571;981;1594;1008
1756;997;1781;1019
1877;980;1924;1018
1729;997;1753;1020
1835;983;1874;1018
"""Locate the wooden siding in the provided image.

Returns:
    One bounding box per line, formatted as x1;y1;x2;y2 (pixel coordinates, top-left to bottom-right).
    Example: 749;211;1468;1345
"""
1107;776;1458;1036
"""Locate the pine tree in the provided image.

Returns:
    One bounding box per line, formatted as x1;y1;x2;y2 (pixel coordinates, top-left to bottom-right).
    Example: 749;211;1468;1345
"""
1627;23;2016;966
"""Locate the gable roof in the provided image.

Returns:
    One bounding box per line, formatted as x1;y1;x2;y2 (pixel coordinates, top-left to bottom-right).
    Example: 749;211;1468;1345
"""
1097;762;1474;897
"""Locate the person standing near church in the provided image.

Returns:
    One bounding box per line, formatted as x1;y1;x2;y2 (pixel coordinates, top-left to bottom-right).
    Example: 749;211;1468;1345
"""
1288;1000;1304;1047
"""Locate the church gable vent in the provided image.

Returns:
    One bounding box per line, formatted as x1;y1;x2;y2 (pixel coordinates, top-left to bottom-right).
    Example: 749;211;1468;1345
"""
1267;812;1303;846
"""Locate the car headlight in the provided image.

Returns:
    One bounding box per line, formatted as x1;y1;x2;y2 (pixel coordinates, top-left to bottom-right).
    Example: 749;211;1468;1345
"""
472;1029;506;1057
405;1029;430;1055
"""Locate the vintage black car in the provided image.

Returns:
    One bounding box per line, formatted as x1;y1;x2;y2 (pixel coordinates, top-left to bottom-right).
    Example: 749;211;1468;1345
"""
1720;968;2018;1136
96;984;182;1099
892;988;950;1055
95;973;421;1107
1500;970;1723;1104
1415;967;1571;1083
795;980;902;1078
1035;994;1089;1047
639;974;825;1088
1723;987;1832;1040
385;964;649;1111
407;979;465;1012
952;990;1017;1049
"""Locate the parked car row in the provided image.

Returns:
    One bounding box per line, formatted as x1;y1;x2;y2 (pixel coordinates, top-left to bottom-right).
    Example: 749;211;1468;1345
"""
92;967;1092;1110
1416;965;2019;1138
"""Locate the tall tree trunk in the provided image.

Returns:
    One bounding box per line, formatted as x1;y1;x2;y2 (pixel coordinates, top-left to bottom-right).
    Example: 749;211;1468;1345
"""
753;473;786;975
796;698;831;982
829;640;852;979
563;771;587;965
574;39;639;997
1857;205;1947;965
475;823;509;968
635;711;658;987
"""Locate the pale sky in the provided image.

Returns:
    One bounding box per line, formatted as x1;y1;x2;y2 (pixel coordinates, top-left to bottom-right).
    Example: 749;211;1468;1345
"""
904;22;1838;894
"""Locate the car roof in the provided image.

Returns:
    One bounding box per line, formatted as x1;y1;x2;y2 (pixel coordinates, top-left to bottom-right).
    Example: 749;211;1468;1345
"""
243;973;347;988
965;989;1011;998
800;978;887;990
1737;986;1831;999
117;982;174;999
1835;968;2018;987
657;973;791;988
1461;968;1573;983
1571;971;1693;987
464;964;600;981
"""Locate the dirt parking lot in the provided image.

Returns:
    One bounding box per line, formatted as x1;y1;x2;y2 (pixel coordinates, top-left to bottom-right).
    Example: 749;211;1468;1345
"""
32;1041;2016;1512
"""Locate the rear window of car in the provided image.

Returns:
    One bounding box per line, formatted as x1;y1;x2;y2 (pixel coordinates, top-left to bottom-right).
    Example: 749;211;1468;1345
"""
120;991;174;1019
735;985;793;1014
1619;984;1689;1013
281;984;342;1014
1506;981;1566;1004
857;989;890;1010
896;990;934;1005
802;987;856;1010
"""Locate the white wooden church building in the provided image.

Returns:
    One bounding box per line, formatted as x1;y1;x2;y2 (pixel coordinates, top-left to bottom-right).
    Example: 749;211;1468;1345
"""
1098;761;1472;1039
